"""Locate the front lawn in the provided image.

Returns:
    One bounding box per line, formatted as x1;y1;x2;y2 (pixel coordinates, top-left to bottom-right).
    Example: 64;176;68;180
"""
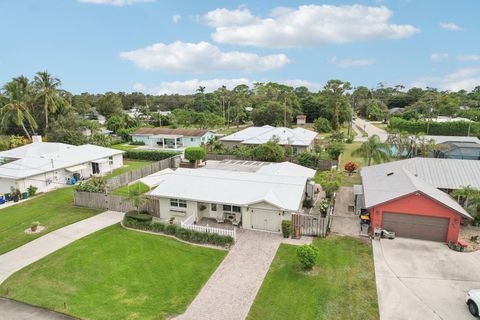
0;224;226;320
104;160;153;179
0;188;101;255
111;181;150;196
248;237;379;320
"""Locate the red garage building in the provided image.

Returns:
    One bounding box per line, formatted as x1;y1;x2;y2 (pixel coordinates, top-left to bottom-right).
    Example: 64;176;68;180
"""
361;159;475;243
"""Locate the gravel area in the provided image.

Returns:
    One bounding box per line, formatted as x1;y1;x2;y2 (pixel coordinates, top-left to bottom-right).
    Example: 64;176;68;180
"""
459;225;480;252
174;229;282;320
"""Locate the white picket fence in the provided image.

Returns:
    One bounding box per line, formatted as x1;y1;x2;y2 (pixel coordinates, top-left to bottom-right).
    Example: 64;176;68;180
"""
181;215;236;240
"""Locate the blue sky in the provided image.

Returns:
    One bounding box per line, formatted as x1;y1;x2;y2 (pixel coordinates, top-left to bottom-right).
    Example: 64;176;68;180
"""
1;0;479;94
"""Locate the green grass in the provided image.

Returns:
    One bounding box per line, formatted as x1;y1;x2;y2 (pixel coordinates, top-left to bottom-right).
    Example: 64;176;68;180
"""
248;237;379;320
0;224;226;320
111;181;150;196
104;160;154;179
338;142;366;186
0;188;101;255
111;144;140;152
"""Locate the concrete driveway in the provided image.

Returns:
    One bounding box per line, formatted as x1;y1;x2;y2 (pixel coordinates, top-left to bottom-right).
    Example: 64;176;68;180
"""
373;238;480;320
0;211;124;284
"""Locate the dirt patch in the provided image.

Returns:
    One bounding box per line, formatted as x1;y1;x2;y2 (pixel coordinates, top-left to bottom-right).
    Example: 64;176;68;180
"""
459;226;480;252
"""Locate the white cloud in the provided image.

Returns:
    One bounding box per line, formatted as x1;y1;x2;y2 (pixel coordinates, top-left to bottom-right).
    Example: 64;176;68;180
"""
411;68;480;92
204;5;419;48
120;41;289;73
172;14;181;24
457;54;480;61
439;22;461;31
330;56;375;68
78;0;154;5
431;53;448;62
133;78;322;95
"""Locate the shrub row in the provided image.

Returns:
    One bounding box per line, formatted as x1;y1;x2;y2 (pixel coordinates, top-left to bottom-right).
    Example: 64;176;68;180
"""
123;216;234;248
389;117;480;136
124;150;178;161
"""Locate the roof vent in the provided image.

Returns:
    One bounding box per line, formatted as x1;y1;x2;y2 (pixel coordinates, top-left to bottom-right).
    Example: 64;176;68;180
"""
387;172;394;176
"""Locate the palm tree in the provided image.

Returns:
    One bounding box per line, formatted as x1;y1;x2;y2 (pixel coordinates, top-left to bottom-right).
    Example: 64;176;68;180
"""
33;71;67;135
0;81;38;139
352;134;391;166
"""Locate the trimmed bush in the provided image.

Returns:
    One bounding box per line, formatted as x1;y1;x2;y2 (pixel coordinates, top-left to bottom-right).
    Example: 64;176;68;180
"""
122;217;234;247
281;220;292;238
27;185;38;197
129;140;145;146
184;147;206;162
125;211;152;222
76;177;106;193
124;150;177;161
165;224;178;235
296;244;319;270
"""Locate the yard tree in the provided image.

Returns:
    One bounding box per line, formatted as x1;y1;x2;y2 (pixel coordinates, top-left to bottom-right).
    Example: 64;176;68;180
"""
252;101;292;126
0;80;38;139
344;161;359;175
96;92;123;118
296;244;319;270
317;169;343;197
252;140;285;162
313;117;332;133
352;134;391;166
33;71;68;135
322;80;352;130
296;151;319;169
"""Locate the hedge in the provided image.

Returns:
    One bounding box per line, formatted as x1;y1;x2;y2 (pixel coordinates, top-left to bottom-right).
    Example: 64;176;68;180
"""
389;117;480;137
184;147;206;161
123;216;234;248
124;150;178;161
125;211;153;222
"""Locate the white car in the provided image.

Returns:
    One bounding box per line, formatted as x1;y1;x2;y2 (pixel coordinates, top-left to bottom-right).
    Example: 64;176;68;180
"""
467;289;480;317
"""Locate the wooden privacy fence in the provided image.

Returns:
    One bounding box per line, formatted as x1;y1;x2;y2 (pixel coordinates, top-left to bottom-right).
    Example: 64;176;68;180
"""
292;213;330;237
74;191;160;217
106;155;180;190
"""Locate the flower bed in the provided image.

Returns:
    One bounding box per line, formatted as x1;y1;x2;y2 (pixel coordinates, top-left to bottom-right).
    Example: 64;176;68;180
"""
123;215;234;248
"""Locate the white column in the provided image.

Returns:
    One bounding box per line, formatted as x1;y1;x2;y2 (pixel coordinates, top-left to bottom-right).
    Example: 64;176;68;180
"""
174;137;177;149
162;138;165;149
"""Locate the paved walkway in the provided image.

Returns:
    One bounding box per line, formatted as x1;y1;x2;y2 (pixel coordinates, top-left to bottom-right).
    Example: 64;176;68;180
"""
0;211;124;284
331;187;360;237
353;118;388;142
174;229;283;320
0;298;75;320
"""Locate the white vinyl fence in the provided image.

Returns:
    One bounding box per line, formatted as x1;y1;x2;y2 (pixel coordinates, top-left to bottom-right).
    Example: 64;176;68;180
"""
181;215;236;240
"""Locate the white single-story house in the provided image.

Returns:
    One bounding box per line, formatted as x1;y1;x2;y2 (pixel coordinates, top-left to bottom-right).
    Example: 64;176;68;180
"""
131;128;215;151
0;140;124;194
148;161;316;233
220;125;317;155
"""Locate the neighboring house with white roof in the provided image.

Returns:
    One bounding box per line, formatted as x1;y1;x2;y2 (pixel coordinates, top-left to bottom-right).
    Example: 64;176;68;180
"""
360;158;477;243
148;161;316;233
220;125;317;155
131;128;214;151
0;141;124;194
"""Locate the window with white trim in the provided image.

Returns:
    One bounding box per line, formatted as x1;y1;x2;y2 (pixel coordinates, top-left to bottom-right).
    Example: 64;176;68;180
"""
170;198;187;208
223;204;241;213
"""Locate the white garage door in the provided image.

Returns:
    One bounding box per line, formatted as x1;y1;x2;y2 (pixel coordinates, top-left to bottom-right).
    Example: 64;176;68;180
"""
251;209;282;232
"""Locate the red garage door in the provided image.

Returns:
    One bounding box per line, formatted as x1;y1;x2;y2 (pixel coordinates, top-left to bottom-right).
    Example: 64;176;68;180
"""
382;212;449;242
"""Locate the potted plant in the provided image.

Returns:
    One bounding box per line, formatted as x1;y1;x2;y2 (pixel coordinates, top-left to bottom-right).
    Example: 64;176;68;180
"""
10;187;21;202
169;217;175;225
31;221;40;232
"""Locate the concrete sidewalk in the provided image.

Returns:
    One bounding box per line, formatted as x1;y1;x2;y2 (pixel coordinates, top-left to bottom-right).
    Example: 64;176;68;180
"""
174;229;282;320
0;211;124;284
0;298;75;320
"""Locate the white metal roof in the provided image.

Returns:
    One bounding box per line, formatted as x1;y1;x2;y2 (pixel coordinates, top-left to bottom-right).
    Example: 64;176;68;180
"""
0;142;73;160
360;158;477;219
256;162;316;178
220;125;317;146
149;167;309;211
138;168;174;188
0;143;124;179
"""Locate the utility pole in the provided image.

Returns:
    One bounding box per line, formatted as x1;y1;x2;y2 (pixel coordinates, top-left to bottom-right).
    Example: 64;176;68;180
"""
284;96;287;127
